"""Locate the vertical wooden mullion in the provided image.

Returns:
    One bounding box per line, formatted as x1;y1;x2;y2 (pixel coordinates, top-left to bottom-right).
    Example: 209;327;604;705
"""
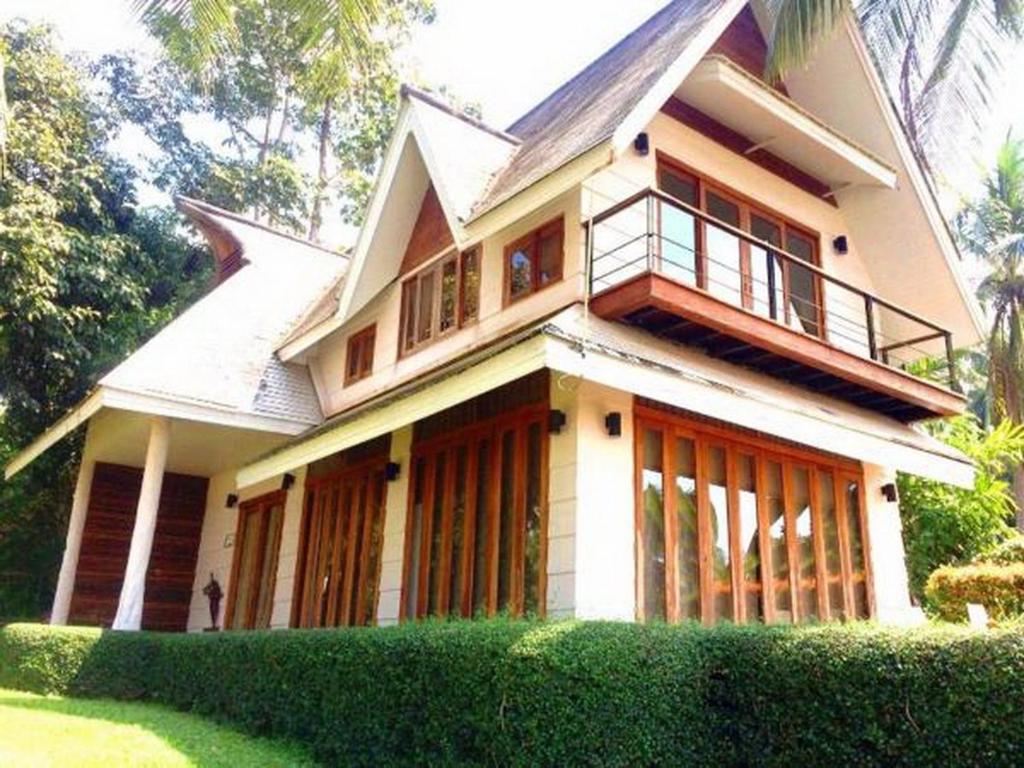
312;488;334;628
727;447;744;624
300;488;325;628
399;457;420;623
781;461;801;624
340;479;365;626
415;455;436;618
833;470;856;621
290;491;313;629
809;467;830;620
634;419;647;622
223;503;249;631
664;429;679;623
325;482;346;627
486;436;501;616
739;206;753;310
354;473;378;626
755;452;776;623
696;437;714;626
245;507;270;630
461;440;480;618
510;424;528;616
438;448;457;615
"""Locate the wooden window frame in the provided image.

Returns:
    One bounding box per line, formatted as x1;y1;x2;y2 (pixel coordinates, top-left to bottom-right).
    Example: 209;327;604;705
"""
399;402;549;622
224;490;287;630
503;216;565;306
290;455;389;629
398;247;481;358
656;154;826;338
633;405;873;627
344;324;376;386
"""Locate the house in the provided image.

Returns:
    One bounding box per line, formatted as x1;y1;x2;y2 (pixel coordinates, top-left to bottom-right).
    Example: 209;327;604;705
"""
6;0;982;633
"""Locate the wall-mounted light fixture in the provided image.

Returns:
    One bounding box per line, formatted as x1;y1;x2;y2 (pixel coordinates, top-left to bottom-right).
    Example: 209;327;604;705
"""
634;132;650;156
385;461;401;482
605;412;622;437
881;482;899;503
281;473;296;491
832;235;849;255
548;409;567;434
225;493;238;508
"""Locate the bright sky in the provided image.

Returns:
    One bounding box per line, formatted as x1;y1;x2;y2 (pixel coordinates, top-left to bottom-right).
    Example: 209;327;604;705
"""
3;0;1020;244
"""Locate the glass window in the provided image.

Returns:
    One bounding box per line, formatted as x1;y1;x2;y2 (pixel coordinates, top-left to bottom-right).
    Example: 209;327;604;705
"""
417;270;434;343
439;258;458;333
792;466;818;621
472;440;491;615
844;479;870;618
708;445;732;622
641;428;666;621
524;422;544;614
461;248;480;323
785;231;819;336
228;495;286;631
448;446;468;617
427;455;446;616
674;436;700;621
658;166;700;287
508;248;532;300
819;471;845;619
345;325;375;386
749;215;783;321
505;218;564;302
738;454;762;622
765;460;792;623
704;191;743;306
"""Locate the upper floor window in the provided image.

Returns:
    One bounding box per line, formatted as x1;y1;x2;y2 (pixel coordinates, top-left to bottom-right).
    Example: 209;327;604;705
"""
345;324;376;385
400;247;481;356
656;157;822;337
504;217;564;304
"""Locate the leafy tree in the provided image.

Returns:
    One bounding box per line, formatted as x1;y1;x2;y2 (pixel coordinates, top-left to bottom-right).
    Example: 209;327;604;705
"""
898;415;1024;599
957;136;1024;527
0;22;210;620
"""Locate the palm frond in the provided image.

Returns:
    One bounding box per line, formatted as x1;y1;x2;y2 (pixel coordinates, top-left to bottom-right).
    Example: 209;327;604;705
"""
764;0;854;82
132;0;238;66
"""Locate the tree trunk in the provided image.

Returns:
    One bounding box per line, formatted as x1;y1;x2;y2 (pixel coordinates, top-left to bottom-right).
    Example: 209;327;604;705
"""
1014;464;1024;532
308;96;334;242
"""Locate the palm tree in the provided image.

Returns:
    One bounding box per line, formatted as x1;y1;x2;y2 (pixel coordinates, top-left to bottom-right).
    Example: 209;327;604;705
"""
959;136;1024;528
765;0;1022;174
132;0;384;71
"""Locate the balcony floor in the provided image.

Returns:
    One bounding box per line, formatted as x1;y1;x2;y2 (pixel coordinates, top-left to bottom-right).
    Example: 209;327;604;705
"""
589;272;964;422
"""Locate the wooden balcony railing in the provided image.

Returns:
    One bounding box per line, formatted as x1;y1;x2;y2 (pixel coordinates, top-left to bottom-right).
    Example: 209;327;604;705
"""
586;188;959;394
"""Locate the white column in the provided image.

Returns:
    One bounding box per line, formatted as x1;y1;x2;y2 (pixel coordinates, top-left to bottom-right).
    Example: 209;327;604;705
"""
112;416;171;631
863;463;925;626
376;425;412;626
50;451;96;625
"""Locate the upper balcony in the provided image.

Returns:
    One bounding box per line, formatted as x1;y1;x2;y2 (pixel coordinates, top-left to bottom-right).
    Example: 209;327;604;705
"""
586;188;965;422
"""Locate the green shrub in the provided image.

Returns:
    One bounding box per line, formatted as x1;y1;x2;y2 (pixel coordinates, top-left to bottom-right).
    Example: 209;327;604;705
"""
976;534;1024;565
925;563;1024;622
1;620;1023;766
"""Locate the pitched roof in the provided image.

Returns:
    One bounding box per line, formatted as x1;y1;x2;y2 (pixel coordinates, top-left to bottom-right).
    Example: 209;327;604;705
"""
469;0;732;217
98;199;347;426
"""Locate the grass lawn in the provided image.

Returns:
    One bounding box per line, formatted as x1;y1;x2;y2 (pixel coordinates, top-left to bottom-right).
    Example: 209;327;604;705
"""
0;688;317;767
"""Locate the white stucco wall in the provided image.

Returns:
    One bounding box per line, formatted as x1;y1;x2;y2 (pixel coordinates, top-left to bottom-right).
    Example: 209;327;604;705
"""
377;425;412;625
186;467;307;632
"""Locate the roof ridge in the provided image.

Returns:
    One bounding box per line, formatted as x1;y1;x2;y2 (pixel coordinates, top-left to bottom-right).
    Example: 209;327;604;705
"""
401;84;521;145
174;196;347;258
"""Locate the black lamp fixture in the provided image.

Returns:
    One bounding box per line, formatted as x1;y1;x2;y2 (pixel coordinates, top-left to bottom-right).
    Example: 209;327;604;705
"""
548;409;567;434
633;132;650;156
832;235;849;255
605;412;622;437
881;482;899;503
281;473;296;491
225;493;239;508
385;461;401;482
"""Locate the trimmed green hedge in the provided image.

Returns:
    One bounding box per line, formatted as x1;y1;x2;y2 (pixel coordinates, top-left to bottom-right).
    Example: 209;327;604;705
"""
2;620;1023;766
926;562;1024;622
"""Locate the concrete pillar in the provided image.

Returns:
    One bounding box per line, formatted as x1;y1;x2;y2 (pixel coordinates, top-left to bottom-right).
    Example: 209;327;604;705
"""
112;416;171;631
376;425;412;625
572;380;636;621
50;443;96;625
863;463;925;626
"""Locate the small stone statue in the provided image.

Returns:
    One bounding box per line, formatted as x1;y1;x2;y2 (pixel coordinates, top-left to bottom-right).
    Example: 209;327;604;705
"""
202;573;223;631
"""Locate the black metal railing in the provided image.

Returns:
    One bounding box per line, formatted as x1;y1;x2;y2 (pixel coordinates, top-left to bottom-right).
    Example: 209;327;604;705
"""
586;188;959;393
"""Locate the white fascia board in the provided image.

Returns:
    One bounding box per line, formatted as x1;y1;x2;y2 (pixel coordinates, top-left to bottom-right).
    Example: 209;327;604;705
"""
236;334;551;488
545;340;974;488
4;386;312;480
688;57;897;188
610;0;749;154
4;390;104;479
335;106;416;326
278;315;344;362
841;17;986;343
464;142;614;241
